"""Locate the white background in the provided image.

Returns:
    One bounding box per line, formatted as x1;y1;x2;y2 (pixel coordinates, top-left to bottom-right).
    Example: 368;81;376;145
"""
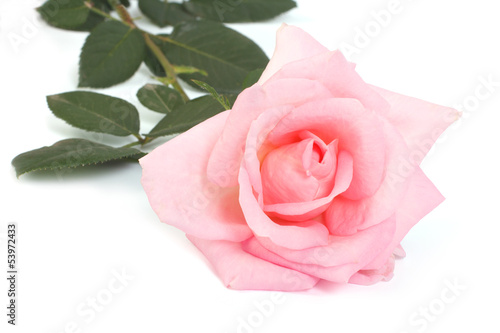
1;0;499;332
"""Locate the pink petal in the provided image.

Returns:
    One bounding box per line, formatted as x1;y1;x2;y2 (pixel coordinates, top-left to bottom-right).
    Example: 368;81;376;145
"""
371;86;460;164
243;237;359;283
242;217;395;283
187;235;319;291
263;150;353;221
267;98;387;200
207;79;332;188
258;24;329;85
239;165;330;250
140;111;252;242
326;118;413;235
255;214;396;267
269;51;391;115
261;139;322;205
362;167;445;270
393;244;406;258
349;255;396;285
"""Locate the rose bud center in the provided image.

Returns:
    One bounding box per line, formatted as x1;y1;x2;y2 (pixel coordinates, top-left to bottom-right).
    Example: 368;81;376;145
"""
261;132;338;205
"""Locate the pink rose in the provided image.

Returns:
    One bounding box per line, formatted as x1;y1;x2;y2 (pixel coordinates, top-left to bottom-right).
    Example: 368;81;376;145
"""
140;24;459;291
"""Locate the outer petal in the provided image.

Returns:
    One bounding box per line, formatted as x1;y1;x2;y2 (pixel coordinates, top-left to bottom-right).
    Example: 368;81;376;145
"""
140;111;252;242
256;214;396;267
187;235;319;291
362;167;445;270
326;118;413;235
207;79;332;187
242;215;395;283
269;51;391;115
349;255;395;285
258;24;329;85
243;237;360;283
371;85;460;164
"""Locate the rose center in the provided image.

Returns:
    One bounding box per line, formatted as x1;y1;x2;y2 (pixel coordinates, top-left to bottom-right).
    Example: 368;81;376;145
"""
261;133;338;205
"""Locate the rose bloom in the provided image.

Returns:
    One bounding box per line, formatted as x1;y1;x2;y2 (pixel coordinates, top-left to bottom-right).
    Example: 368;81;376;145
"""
140;25;459;291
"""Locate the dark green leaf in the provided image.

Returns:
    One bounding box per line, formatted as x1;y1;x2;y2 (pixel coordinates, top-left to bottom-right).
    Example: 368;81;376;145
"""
138;0;195;27
242;68;264;89
73;1;111;31
183;0;296;23
47;91;140;137
79;21;146;88
12;139;145;177
93;0;130;10
74;11;106;31
119;0;130;7
136;84;185;114
192;80;231;110
145;21;269;94
37;0;90;30
146;95;226;137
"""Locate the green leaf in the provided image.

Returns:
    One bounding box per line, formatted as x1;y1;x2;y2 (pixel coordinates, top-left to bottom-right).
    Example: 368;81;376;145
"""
183;0;296;23
12;139;145;177
138;0;195;27
47;91;140;137
119;0;130;7
37;0;90;30
93;0;130;10
145;21;269;94
79;21;146;88
242;68;264;89
74;11;106;32
136;84;185;114
192;80;231;110
146;95;226;137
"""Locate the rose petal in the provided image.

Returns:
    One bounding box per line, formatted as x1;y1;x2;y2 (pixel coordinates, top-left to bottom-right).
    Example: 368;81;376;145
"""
326;118;413;235
269;50;391;115
242;217;395;283
243;237;359;283
187;235;319;291
349;255;396;285
207;79;332;188
267;98;387;200
258;24;329;85
140;111;252;242
393;244;406;258
371;85;460;164
255;213;396;267
263;150;353;221
239;165;330;249
362;167;445;270
261;139;322;205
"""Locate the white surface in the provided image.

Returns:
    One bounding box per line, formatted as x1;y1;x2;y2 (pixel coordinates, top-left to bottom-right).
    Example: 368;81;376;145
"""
1;0;499;332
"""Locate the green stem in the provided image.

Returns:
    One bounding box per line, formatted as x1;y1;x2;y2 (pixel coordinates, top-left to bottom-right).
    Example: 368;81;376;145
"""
108;0;135;27
122;141;142;148
143;34;189;102
123;135;155;148
84;2;120;22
